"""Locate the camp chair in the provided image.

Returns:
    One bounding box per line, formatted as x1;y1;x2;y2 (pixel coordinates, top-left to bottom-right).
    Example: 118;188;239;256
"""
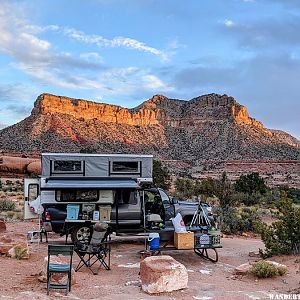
47;245;74;295
74;224;112;275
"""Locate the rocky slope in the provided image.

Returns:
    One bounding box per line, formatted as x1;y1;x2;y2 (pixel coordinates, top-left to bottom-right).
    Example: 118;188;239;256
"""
0;93;299;162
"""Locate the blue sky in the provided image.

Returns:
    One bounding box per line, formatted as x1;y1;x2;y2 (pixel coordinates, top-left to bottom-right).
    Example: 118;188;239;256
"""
0;0;299;138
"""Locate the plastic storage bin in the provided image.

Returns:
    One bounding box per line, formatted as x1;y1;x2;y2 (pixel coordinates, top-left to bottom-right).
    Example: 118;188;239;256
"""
66;204;80;220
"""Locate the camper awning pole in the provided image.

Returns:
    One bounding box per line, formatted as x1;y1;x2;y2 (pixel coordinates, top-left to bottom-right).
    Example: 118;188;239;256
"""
142;190;145;230
115;193;119;235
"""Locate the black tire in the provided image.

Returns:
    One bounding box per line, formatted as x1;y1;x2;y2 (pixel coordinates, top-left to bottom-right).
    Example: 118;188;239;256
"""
71;226;92;244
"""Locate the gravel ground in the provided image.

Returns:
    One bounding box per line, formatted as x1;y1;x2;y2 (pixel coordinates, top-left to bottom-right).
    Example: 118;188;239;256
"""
0;220;299;300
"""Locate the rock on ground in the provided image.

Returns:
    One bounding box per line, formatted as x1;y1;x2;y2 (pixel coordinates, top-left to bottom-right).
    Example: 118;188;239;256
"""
234;260;288;275
0;233;28;256
0;220;6;233
140;255;188;294
265;260;287;270
234;262;252;275
39;256;77;285
8;243;30;259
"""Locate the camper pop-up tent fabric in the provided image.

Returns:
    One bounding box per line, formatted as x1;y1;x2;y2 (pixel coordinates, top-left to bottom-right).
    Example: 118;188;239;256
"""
41;153;153;180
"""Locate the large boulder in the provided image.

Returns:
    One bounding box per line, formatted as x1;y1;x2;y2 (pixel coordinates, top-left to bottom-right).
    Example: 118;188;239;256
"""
140;255;188;294
0;156;35;173
26;160;41;174
38;256;77;285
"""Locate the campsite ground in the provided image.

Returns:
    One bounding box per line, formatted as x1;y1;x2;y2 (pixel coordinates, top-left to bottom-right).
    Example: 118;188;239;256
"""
0;220;299;300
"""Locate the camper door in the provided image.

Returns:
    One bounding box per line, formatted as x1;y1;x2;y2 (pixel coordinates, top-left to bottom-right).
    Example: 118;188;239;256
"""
24;178;40;219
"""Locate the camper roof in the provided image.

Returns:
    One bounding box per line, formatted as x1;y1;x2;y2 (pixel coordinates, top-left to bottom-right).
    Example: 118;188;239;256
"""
42;153;153;158
41;153;153;182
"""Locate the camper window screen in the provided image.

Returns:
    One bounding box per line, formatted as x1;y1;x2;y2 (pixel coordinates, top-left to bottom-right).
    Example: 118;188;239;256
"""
52;160;83;173
56;190;98;202
111;161;140;174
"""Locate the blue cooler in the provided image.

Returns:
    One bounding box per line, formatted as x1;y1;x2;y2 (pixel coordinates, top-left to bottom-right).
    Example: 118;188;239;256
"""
66;204;80;220
148;232;160;250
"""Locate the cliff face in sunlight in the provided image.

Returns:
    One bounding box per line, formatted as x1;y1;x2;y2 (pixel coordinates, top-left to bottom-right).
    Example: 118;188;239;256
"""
0;93;299;162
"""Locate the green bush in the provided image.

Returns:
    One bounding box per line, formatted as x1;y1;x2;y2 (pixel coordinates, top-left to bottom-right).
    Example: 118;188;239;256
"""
14;245;28;260
257;194;300;257
215;206;261;234
153;160;171;190
250;261;287;278
235;172;267;195
0;199;16;211
278;186;300;204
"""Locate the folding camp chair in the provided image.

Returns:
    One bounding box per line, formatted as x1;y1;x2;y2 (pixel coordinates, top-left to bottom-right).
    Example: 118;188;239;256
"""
47;245;74;295
74;224;112;275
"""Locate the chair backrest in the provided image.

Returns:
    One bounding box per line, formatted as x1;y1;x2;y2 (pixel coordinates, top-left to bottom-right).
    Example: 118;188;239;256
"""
101;226;112;243
48;245;74;256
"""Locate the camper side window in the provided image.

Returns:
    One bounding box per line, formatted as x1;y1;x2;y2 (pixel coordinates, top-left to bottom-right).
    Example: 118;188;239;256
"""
115;190;138;205
111;161;140;174
28;184;39;201
52;160;84;174
56;190;98;202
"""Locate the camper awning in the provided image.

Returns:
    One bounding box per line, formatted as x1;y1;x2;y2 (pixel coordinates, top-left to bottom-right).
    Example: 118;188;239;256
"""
41;178;140;190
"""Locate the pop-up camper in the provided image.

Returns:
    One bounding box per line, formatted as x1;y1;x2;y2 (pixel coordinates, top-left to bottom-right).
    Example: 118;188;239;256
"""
24;153;198;243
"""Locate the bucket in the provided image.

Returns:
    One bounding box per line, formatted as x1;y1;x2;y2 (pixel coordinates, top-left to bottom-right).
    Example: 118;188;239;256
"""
148;232;160;250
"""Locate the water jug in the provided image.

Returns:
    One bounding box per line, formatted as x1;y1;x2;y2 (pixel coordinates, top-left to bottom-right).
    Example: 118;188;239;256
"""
148;232;160;250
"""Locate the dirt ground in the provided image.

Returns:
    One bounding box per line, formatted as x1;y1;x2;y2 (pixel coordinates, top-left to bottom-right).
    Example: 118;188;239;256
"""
0;220;299;300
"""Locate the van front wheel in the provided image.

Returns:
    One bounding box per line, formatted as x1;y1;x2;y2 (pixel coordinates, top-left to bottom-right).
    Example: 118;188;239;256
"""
71;226;92;244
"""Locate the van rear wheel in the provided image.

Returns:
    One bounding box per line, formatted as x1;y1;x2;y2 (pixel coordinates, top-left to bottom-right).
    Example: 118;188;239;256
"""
71;226;92;244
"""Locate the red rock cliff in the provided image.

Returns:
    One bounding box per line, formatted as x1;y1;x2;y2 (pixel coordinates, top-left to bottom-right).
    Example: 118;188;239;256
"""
33;93;162;126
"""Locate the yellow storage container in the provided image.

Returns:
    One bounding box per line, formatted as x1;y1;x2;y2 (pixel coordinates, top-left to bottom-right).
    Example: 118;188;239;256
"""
174;232;194;249
99;206;111;222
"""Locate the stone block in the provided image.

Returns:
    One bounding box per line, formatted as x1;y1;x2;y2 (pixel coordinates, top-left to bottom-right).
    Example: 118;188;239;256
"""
140;255;188;294
38;256;77;285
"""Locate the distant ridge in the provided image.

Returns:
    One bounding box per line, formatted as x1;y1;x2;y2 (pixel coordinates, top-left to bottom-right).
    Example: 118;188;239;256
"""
0;93;299;162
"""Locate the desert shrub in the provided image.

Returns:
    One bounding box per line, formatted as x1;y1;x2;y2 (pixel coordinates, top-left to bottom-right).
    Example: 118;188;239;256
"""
153;160;171;190
174;178;194;199
256;194;300;257
278;186;300;204
235;172;267;195
15;212;23;220
30;172;39;178
0;199;16;211
259;189;281;207
5;211;15;219
215;206;261;234
14;245;28;260
250;261;287;278
7;192;17;197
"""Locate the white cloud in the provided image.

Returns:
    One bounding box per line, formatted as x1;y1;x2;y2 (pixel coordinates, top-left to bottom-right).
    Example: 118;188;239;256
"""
142;74;172;90
0;1;173;106
224;19;235;28
64;27;168;61
80;52;104;63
